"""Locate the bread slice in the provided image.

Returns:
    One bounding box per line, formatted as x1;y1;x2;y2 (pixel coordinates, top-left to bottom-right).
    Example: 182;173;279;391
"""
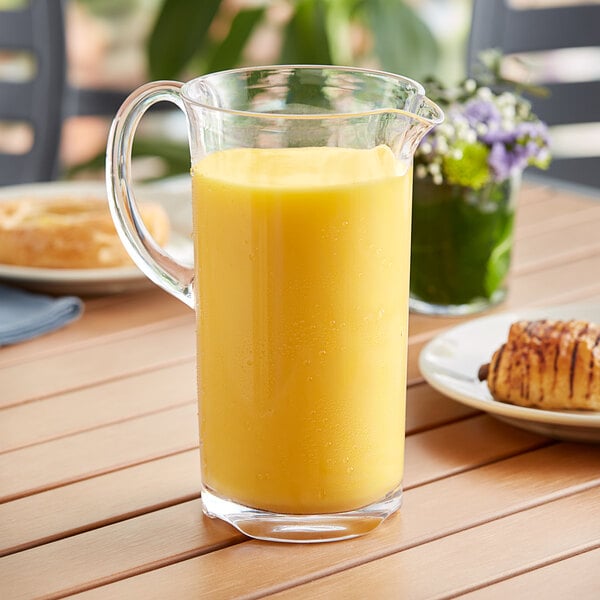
0;197;170;269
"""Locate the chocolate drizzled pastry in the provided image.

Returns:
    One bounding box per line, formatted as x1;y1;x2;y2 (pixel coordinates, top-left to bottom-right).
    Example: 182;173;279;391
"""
479;319;600;411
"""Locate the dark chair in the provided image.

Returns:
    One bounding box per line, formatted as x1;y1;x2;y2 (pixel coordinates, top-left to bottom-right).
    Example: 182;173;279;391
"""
467;0;600;189
0;0;130;186
0;0;66;184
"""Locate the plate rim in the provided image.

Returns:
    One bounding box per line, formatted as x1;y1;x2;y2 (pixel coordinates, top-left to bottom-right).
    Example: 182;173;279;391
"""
0;263;141;282
419;302;600;430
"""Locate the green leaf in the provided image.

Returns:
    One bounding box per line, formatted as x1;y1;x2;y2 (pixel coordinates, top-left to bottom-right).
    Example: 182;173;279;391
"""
205;7;266;73
74;0;137;18
442;142;491;189
324;0;355;65
484;227;513;297
148;0;222;80
280;0;333;65
65;137;190;182
132;137;191;180
363;0;438;81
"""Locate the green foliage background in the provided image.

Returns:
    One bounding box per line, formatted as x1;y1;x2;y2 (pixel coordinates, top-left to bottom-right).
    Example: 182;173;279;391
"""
70;0;454;179
147;0;439;82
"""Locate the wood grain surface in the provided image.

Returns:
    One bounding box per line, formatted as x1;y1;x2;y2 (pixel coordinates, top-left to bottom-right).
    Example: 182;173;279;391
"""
2;182;600;599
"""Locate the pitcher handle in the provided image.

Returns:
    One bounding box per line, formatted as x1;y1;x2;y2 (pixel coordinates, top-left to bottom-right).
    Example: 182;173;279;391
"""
106;80;195;308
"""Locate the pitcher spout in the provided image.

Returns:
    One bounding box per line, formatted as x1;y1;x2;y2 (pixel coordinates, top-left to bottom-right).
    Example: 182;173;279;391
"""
387;95;444;166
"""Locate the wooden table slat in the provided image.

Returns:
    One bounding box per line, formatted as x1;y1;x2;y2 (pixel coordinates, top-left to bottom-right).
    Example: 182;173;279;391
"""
0;404;199;503
0;411;550;557
55;444;600;600
0;373;473;458
514;190;598;238
457;547;600;599
0;289;190;369
0;383;481;556
513;211;600;276
2;180;600;600
0;399;546;506
263;485;600;600
0;362;195;454
0;499;245;600
405;382;478;433
0;452;202;556
0;322;195;408
507;253;600;308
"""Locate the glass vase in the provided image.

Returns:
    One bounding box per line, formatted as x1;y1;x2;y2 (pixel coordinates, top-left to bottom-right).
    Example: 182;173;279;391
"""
409;175;519;316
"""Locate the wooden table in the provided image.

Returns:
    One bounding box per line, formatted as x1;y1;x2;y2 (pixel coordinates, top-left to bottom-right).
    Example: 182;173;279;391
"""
2;180;600;599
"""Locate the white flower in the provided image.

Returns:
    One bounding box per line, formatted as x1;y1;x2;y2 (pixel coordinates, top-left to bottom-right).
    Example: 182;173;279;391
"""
416;164;427;178
497;92;516;107
420;142;433;155
438;123;455;137
476;86;493;101
464;129;477;144
500;105;516;120
464;79;477;93
436;137;448;154
516;102;531;120
454;121;473;142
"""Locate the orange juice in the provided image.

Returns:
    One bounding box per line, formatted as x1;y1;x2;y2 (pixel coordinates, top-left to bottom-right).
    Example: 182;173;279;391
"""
192;146;411;514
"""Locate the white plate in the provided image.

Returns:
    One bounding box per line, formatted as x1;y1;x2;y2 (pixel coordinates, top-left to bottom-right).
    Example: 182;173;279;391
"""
0;179;193;295
419;304;600;443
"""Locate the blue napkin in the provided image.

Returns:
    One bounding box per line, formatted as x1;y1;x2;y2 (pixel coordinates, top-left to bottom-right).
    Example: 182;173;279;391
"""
0;283;83;346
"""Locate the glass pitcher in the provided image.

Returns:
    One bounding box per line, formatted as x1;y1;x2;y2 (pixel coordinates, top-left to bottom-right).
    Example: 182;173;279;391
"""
106;65;443;543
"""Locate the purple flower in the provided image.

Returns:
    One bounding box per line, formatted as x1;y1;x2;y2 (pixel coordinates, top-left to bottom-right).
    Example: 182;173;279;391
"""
488;143;512;181
518;120;550;148
486;119;551;181
481;127;516;145
488;142;528;181
462;99;501;129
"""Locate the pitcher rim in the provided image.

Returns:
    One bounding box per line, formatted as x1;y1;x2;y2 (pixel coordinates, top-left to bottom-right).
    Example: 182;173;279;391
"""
180;64;444;126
